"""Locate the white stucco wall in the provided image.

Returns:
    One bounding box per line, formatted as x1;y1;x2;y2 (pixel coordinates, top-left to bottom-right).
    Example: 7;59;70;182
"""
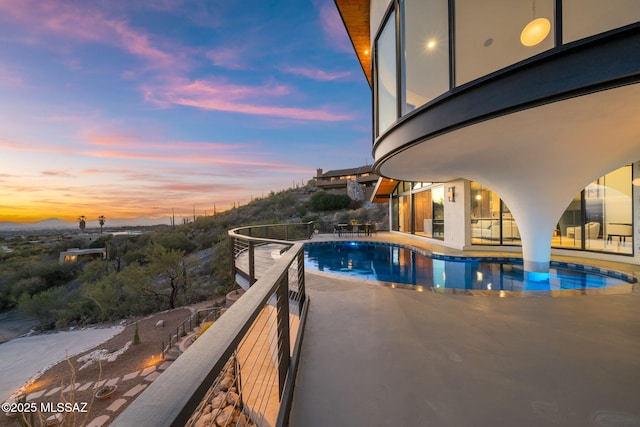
443;179;467;250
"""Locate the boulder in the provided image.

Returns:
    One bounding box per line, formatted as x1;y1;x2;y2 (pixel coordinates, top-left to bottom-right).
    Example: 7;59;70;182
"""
215;406;236;427
226;391;239;406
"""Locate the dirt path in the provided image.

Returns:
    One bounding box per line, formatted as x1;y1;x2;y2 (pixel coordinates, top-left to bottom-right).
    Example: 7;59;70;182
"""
0;310;39;344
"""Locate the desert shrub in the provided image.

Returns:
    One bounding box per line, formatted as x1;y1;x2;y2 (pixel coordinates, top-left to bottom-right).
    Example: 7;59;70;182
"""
155;231;196;253
18;286;70;329
310;191;351;211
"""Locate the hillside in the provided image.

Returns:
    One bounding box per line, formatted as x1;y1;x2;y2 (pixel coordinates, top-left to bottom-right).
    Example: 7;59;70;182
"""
0;182;388;330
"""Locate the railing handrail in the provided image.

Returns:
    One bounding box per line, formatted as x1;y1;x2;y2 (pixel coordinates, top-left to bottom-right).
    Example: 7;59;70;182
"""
112;226;307;427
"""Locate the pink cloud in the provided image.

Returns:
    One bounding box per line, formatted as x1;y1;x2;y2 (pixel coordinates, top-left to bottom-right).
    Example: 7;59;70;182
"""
317;0;353;53
283;66;351;81
0;1;181;70
207;47;252;70
0;66;26;87
42;169;73;177
144;78;353;121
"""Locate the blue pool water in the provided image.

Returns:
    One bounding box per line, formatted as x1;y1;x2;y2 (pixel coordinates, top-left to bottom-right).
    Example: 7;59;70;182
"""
304;242;630;292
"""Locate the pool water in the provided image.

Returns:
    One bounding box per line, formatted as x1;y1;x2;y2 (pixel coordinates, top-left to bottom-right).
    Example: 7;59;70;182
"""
304;242;629;292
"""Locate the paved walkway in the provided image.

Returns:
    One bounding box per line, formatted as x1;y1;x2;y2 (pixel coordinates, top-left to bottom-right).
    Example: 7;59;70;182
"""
0;327;123;403
15;360;174;427
289;236;640;427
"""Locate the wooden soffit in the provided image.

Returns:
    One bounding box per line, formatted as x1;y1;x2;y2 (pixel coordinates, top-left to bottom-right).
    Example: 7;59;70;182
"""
371;177;397;203
334;0;371;86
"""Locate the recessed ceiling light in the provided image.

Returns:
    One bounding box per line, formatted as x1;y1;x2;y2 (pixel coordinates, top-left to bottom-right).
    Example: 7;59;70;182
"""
426;39;436;50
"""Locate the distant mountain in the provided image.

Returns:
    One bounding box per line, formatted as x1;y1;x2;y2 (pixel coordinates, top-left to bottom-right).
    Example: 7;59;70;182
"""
0;217;170;231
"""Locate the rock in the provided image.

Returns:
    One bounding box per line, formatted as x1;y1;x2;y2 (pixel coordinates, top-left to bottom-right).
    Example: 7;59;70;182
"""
155;320;164;327
194;413;212;427
226;391;239;406
215;406;236;427
211;394;225;409
219;376;233;391
236;412;250;427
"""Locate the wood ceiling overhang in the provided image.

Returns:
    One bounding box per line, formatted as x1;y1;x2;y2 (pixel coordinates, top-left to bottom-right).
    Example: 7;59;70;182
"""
334;0;371;86
371;177;397;203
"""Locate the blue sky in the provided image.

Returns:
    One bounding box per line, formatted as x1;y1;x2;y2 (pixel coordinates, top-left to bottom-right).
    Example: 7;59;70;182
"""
0;0;371;222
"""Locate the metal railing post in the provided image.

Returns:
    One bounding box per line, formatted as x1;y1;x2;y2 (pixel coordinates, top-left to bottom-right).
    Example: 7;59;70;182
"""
276;274;291;397
229;237;236;279
249;240;256;285
297;250;306;309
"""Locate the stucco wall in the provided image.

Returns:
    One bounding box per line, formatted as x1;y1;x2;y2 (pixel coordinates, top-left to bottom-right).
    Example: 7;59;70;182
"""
442;179;467;250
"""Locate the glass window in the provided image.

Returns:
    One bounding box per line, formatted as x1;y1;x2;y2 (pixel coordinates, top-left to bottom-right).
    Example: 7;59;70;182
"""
554;166;632;255
432;186;445;240
556;193;582;249
376;10;398;135
563;0;640;43
500;203;521;244
470;182;520;245
455;0;555;85
400;0;450;115
470;182;500;245
391;192;400;231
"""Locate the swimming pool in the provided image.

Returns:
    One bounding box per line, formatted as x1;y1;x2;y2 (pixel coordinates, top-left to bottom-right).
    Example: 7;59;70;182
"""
304;242;634;292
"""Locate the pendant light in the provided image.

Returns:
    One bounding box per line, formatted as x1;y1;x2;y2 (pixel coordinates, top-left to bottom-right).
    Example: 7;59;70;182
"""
520;0;551;47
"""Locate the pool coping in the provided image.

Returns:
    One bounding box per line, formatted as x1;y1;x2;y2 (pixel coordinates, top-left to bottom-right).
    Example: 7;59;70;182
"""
304;240;638;297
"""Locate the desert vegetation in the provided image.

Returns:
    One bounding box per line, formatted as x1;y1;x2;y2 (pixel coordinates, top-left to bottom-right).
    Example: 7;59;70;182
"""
0;181;387;330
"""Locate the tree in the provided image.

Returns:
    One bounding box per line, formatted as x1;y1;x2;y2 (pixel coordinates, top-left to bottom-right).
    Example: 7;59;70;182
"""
78;215;86;232
133;243;187;309
98;215;106;234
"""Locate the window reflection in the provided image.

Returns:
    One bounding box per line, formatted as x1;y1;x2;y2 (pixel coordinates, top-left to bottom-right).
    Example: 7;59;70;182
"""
455;0;555;85
400;0;449;114
376;10;397;135
563;0;640;43
470;182;520;246
555;166;633;254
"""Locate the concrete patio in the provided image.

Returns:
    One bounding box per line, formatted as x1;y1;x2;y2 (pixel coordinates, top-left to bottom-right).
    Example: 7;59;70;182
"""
289;234;640;426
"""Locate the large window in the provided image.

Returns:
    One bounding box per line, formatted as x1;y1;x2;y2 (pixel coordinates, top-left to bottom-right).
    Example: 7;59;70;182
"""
375;1;639;136
391;182;445;239
455;0;555;85
376;10;397;136
563;0;640;43
470;182;521;245
432;186;445;240
400;0;449;115
554;166;633;254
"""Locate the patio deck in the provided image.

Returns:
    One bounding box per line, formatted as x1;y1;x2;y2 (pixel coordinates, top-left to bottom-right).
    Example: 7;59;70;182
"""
289;233;640;426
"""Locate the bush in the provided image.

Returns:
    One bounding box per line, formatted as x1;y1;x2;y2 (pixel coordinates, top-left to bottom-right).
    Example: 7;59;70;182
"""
310;191;351;211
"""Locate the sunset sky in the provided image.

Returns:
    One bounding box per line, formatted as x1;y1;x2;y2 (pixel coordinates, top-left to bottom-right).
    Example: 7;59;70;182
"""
0;0;371;224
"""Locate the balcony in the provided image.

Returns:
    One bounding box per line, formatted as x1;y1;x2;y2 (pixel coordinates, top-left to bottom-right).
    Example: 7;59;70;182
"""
114;225;640;426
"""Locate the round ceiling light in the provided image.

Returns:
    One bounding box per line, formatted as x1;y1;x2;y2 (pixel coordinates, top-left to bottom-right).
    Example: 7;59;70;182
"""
520;17;551;47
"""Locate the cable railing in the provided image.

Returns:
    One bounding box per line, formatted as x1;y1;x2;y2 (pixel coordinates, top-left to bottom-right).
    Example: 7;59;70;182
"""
112;223;309;427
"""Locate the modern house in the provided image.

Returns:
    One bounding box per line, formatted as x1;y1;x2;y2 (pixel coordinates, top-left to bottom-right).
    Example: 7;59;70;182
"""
315;165;379;201
334;0;640;278
58;247;107;264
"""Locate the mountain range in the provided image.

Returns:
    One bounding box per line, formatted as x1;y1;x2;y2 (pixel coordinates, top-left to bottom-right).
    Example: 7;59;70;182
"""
0;217;170;232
